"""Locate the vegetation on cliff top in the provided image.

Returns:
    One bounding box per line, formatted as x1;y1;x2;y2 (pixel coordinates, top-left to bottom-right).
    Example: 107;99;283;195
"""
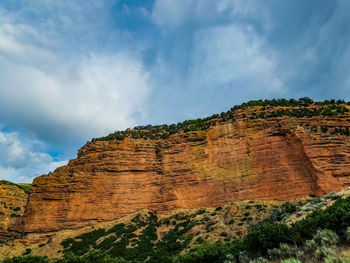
91;98;350;142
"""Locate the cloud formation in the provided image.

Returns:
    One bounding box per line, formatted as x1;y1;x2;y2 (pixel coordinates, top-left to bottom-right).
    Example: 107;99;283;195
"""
0;1;150;182
0;0;350;182
140;0;350;121
0;130;67;182
0;12;150;143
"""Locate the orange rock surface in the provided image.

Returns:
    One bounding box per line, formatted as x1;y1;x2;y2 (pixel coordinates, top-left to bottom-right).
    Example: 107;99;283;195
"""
0;183;28;240
23;115;350;233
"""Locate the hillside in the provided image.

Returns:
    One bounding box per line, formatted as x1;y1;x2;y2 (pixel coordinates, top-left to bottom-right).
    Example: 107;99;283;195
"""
0;188;349;262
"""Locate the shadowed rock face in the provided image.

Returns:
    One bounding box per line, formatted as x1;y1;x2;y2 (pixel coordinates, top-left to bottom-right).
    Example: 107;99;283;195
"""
23;115;350;233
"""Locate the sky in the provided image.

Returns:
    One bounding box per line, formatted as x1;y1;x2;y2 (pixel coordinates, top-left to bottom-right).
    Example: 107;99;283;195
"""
0;0;350;183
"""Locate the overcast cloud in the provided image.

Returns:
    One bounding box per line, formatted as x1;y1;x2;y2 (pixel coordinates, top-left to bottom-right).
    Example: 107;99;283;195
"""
0;0;349;182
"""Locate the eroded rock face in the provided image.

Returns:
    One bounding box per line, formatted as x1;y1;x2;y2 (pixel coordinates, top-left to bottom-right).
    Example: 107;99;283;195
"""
23;116;350;233
0;183;28;241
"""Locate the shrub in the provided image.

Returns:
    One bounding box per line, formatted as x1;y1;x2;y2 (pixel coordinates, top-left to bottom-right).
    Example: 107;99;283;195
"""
311;229;339;247
270;202;297;222
292;196;350;243
249;257;268;263
10;213;21;218
238;251;251;263
223;253;235;263
314;246;336;262
245;220;293;254
303;229;339;262
195;237;204;244
220;232;228;237
196;209;206;215
267;243;303;260
174;242;227;263
2;256;49;263
55;250;126;263
281;259;302;263
346;227;350;243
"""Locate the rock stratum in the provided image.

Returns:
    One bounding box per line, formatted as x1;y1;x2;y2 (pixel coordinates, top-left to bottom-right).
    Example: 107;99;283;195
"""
0;181;28;240
22;103;350;234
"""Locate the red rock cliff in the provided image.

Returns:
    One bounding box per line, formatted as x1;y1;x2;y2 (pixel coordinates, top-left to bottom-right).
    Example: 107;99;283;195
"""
0;182;28;240
23;110;350;233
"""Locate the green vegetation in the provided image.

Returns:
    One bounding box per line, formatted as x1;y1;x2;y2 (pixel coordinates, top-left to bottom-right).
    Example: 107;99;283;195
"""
175;196;350;262
90;98;350;142
0;180;31;194
2;195;350;262
17;184;31;194
61;211;196;262
10;213;20;218
2;250;127;263
22;249;32;256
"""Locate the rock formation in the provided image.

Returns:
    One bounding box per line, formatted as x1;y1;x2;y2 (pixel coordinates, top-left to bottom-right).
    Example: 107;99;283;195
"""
0;181;28;240
23;105;350;233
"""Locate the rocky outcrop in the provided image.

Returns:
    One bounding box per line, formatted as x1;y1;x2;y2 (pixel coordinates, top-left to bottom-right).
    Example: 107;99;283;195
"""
0;182;28;240
22;111;350;233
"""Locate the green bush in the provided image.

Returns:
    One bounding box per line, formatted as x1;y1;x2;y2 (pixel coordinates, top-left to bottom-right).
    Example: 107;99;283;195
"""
55;250;126;263
195;237;204;244
245;220;293;254
174;242;227;263
267;243;303;260
2;256;48;263
292;196;350;243
196;209;206;215
281;259;302;263
346;227;350;243
313;246;336;262
311;229;339;247
249;257;269;263
22;249;31;256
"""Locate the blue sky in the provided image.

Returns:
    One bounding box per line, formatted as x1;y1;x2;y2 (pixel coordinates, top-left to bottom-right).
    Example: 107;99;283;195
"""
0;0;349;183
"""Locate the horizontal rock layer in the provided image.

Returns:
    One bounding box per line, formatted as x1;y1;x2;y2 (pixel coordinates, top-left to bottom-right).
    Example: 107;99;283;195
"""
23;115;350;233
0;183;27;240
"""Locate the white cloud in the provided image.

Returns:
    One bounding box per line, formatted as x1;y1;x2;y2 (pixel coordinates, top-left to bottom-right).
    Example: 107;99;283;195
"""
188;25;284;96
0;131;67;183
151;0;268;31
0;12;150;145
152;0;196;29
148;0;285;119
0;3;151;182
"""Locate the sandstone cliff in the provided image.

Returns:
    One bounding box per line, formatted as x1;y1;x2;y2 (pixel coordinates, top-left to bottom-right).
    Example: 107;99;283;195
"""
23;104;350;233
0;181;28;240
